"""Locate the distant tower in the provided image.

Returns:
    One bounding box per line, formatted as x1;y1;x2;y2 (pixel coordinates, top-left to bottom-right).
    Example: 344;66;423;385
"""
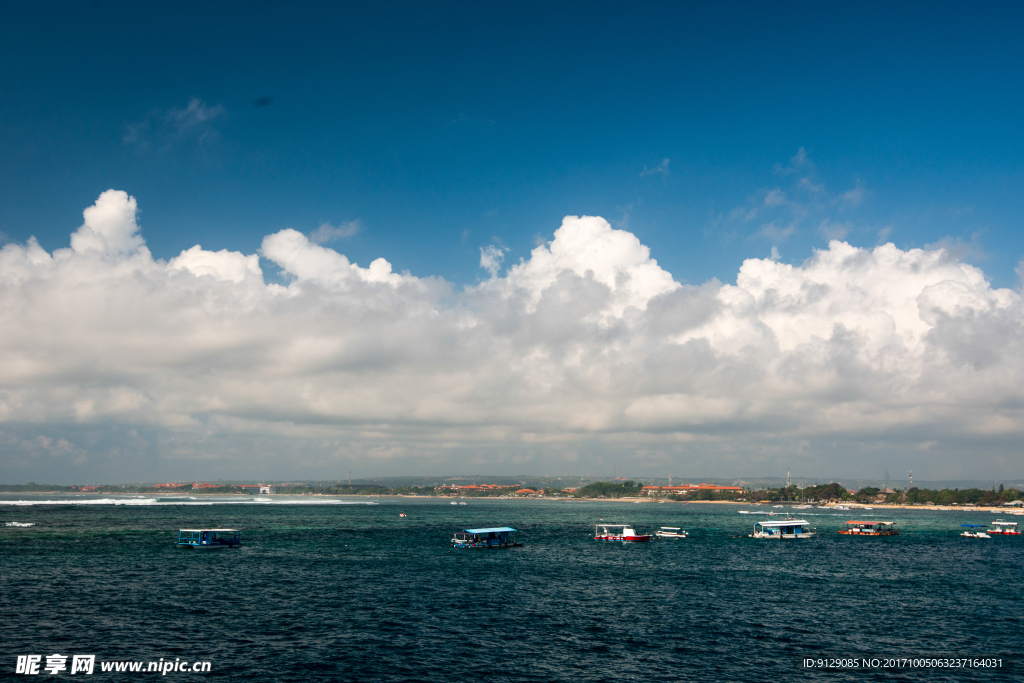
907;470;913;489
349;470;352;487
786;468;791;488
669;474;672;486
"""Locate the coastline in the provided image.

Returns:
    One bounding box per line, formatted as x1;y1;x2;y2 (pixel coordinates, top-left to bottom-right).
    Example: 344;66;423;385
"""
5;491;1021;515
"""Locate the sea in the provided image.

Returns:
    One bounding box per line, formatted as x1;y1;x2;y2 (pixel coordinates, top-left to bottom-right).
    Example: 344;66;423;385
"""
1;495;1020;682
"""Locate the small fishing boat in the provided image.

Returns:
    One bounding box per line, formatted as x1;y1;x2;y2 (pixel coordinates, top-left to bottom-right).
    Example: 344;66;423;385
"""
838;520;898;536
175;528;241;549
451;527;522;549
960;525;990;538
399;513;407;518
594;524;651;542
750;519;816;539
654;526;688;539
988;520;1020;536
459;502;468;506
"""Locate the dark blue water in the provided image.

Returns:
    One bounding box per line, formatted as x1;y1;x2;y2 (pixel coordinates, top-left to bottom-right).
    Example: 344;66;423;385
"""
2;496;1020;682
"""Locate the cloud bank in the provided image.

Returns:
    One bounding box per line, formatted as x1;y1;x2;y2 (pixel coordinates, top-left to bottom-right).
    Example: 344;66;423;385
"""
2;190;1022;481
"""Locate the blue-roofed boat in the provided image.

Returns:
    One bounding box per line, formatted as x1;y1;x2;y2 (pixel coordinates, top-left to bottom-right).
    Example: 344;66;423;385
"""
451;527;522;549
175;528;241;549
750;519;816;539
960;524;990;538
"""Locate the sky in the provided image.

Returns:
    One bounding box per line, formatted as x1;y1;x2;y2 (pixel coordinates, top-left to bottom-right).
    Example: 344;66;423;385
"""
1;1;1024;484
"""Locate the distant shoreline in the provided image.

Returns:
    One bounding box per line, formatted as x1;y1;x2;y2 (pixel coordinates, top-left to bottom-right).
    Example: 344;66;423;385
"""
6;491;1020;514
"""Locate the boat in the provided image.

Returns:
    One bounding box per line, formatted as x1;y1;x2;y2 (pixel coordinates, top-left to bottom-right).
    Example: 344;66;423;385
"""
960;525;991;538
831;505;851;510
862;507;874;510
838;520;898;536
458;502;467;506
399;513;407;518
750;519;816;539
654;526;688;539
793;504;812;509
988;520;1020;535
594;523;651;542
738;511;752;514
451;527;522;549
175;528;241;549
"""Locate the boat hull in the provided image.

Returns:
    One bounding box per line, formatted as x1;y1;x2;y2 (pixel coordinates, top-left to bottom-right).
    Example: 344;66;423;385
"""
750;532;817;539
595;535;651;542
838;530;898;536
451;542;523;549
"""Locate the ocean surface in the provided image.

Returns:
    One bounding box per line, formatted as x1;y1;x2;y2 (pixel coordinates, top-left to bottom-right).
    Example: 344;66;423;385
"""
2;495;1021;682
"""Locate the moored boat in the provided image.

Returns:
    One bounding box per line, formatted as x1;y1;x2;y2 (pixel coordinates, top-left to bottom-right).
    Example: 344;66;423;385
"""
175;528;241;549
838;520;898;536
594;523;651;542
750;519;816;539
961;525;991;538
988;520;1020;535
654;526;688;539
451;527;522;549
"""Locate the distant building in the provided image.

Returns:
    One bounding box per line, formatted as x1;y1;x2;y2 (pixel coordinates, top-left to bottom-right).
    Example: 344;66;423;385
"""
642;484;743;496
237;484;277;494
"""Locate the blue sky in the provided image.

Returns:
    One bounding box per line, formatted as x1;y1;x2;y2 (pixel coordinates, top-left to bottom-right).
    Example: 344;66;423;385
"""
2;2;1024;483
4;1;1022;287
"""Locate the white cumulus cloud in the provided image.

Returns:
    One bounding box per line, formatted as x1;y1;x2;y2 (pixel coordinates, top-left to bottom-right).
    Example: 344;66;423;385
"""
1;191;1023;481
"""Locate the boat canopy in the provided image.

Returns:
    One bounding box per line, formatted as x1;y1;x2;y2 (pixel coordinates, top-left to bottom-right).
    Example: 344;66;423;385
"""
757;519;810;527
463;527;516;534
178;528;239;532
845;521;895;525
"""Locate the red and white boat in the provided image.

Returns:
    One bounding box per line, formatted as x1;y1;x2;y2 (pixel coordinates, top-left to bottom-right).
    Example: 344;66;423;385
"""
988;520;1021;535
594;523;651;542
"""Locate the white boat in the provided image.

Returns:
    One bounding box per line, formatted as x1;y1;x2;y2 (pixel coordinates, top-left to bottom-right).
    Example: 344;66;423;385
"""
450;501;458;505
988;520;1020;535
594;523;651;542
750;519;816;539
654;526;688;539
458;502;468;506
793;504;812;509
960;525;990;538
738;510;752;514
